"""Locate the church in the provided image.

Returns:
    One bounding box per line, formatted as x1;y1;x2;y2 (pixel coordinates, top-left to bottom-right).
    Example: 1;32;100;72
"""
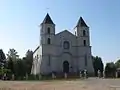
31;13;94;75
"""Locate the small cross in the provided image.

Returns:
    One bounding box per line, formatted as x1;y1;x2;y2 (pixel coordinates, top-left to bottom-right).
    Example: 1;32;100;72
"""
46;8;50;13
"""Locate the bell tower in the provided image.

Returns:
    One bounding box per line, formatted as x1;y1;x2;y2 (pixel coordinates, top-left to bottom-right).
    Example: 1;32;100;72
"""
39;13;55;74
75;17;90;46
40;13;55;45
75;17;94;74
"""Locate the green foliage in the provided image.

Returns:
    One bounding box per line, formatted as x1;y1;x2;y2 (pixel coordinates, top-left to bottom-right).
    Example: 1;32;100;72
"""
27;74;38;80
115;59;120;68
105;62;116;78
0;49;6;67
0;49;7;79
92;56;104;76
24;50;33;75
0;49;6;61
7;48;19;60
14;59;26;78
7;57;14;74
5;49;33;80
0;68;11;76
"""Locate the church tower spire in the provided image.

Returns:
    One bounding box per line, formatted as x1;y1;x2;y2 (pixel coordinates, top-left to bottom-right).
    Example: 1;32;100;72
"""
41;13;55;25
76;17;88;27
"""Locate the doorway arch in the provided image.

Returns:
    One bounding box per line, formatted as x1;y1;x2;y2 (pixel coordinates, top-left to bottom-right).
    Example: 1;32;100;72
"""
63;61;69;73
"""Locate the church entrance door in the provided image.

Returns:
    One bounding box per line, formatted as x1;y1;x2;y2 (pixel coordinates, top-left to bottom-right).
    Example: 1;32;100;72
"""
63;61;69;73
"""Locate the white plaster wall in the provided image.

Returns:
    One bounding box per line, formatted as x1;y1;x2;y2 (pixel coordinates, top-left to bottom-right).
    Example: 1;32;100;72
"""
55;30;77;56
32;48;40;74
53;30;94;74
40;24;55;45
54;30;78;73
33;29;94;75
75;25;94;73
40;55;51;74
61;53;72;72
75;26;89;37
78;56;85;70
72;57;78;72
86;55;94;73
32;46;43;75
31;15;94;75
51;56;58;72
39;23;56;74
77;46;94;73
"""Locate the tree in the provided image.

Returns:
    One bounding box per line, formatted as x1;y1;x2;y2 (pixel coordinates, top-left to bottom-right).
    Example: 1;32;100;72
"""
0;49;7;79
24;50;33;75
6;49;19;74
92;56;104;76
14;59;26;79
7;49;19;61
6;49;20;79
115;59;120;68
105;62;116;77
5;49;33;79
0;49;6;68
7;57;14;74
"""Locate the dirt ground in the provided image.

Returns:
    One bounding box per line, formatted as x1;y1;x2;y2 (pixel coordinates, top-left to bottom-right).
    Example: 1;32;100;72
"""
0;78;120;90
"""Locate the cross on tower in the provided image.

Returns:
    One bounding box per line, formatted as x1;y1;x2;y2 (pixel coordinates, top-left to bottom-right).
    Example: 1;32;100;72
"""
46;8;50;13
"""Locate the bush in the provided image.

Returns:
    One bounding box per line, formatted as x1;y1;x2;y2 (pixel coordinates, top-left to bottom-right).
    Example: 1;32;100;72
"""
27;74;37;80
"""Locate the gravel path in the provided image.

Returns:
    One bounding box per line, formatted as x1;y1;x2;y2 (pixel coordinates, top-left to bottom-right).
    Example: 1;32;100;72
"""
0;78;120;90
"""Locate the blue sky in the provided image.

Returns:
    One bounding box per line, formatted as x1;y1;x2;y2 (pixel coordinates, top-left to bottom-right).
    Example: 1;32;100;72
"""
0;0;120;64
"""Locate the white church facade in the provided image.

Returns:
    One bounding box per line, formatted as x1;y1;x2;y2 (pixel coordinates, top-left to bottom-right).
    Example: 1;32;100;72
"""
31;13;94;75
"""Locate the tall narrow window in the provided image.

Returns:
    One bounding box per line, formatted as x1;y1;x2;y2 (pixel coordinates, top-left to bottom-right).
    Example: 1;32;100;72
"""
47;27;50;34
85;55;87;66
47;38;51;44
83;40;86;46
83;30;86;36
63;41;70;49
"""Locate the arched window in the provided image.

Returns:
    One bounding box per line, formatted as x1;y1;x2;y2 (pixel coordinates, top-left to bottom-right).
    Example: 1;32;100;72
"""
47;27;50;34
83;30;86;36
63;41;70;49
83;40;86;46
47;38;51;44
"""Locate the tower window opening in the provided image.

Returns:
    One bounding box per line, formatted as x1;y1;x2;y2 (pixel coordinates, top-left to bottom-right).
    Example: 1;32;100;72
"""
83;30;86;36
47;38;51;44
47;27;50;34
83;40;86;46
